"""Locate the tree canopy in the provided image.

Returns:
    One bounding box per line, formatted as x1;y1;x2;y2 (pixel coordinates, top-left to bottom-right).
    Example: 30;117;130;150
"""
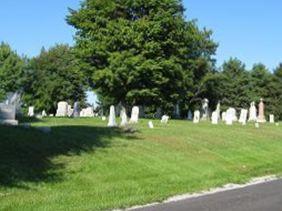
67;0;217;114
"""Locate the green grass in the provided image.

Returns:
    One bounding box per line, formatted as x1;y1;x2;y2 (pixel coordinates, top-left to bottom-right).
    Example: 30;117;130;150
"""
0;118;282;210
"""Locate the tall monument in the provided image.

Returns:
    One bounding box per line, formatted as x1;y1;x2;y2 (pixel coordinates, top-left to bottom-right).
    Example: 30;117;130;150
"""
257;98;266;123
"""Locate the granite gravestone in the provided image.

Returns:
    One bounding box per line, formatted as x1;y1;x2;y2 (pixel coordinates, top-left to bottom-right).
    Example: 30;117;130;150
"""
108;105;117;127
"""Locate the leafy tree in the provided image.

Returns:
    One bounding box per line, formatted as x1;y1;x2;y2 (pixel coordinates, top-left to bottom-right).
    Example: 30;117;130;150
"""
67;0;217;115
215;58;251;110
0;42;25;100
22;45;86;113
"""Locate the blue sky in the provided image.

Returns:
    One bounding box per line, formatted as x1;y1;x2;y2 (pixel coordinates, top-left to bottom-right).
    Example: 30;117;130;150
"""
1;0;281;103
1;0;281;70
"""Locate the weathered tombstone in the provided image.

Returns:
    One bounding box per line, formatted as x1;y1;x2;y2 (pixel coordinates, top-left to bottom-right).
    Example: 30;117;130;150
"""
120;107;128;127
129;106;139;123
239;109;248;125
193;110;200;123
216;102;221;120
222;112;226;122
101;116;106;121
73;102;80;118
28;106;34;117
56;101;68;117
155;107;162;119
248;101;257;122
211;111;218;125
174;103;180;118
42;110;47;117
49;114;54;117
225;108;234;125
67;105;73;117
148;121;154;129
0;104;18;125
257;98;266;123
161;115;169;124
269;114;275;123
201;98;209;120
108;105;117;127
187;110;193;120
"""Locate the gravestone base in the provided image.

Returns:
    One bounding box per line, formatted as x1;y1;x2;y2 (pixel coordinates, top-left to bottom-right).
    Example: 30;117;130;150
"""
0;120;18;126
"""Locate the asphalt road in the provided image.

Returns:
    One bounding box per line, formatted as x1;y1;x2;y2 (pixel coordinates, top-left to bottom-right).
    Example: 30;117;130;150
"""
133;179;282;211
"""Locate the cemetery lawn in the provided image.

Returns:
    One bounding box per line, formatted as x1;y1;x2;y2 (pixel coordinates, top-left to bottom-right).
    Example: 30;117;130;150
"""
1;118;282;210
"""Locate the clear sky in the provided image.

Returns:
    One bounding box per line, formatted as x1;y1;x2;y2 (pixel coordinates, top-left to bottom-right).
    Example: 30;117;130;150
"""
1;0;281;70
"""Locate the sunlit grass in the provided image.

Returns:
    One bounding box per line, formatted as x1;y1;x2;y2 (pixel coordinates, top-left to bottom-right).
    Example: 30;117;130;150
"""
0;118;281;210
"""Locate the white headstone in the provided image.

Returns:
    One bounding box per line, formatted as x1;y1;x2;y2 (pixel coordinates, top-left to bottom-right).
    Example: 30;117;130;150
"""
148;121;154;129
80;107;94;117
28;106;34;117
248;101;257;122
222;112;226;122
56;101;68;117
161;115;169;124
120;107;128;127
225;108;234;125
129;106;139;123
255;122;259;128
193;110;200;123
211;111;218;125
42;110;47;117
108;105;117;127
239;109;248;125
101;116;106;121
269;114;275;123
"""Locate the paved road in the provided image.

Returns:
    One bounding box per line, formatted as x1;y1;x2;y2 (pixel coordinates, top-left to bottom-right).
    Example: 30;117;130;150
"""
133;179;282;211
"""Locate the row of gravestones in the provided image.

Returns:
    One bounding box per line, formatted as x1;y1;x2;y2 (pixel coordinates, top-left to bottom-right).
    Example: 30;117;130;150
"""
107;105;170;128
27;101;98;118
192;98;277;126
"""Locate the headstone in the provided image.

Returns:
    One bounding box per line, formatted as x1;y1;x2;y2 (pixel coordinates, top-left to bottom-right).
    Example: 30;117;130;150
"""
0;104;18;125
255;122;259;128
257;98;266;123
80;107;94;117
56;101;68;117
120;107;128;127
67;105;73;117
148;121;154;129
102;116;106;121
239;109;248;125
225;108;234;125
187;110;193;120
269;114;275;123
155;108;162;119
161;115;169;124
222;112;226;122
211;111;218;125
49;114;54;117
193;110;200;123
28;106;34;117
201;98;209;120
129;106;139;123
248;101;257;122
108;105;117;127
174;103;180;118
42;110;47;117
73;102;80;118
216;102;221;120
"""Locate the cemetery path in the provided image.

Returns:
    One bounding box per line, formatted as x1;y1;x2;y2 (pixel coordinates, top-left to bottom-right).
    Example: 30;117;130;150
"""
133;179;282;211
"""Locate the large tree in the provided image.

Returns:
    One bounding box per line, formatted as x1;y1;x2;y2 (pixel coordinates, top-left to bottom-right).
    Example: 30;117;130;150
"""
23;45;86;113
0;42;25;100
67;0;217;114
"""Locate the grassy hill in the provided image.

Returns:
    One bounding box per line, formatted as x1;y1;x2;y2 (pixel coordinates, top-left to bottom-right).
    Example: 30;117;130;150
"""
0;118;281;210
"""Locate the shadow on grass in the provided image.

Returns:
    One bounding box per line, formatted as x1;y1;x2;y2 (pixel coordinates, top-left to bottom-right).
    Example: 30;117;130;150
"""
0;125;138;188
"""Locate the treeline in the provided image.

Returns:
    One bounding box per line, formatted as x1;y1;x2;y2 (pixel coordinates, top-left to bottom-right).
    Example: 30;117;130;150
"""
0;0;281;119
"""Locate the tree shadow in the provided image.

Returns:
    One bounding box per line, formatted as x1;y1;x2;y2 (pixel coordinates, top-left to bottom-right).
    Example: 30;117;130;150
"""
0;125;138;188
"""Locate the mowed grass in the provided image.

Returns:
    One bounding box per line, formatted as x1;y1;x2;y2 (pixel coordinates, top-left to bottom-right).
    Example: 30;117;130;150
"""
0;118;282;210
